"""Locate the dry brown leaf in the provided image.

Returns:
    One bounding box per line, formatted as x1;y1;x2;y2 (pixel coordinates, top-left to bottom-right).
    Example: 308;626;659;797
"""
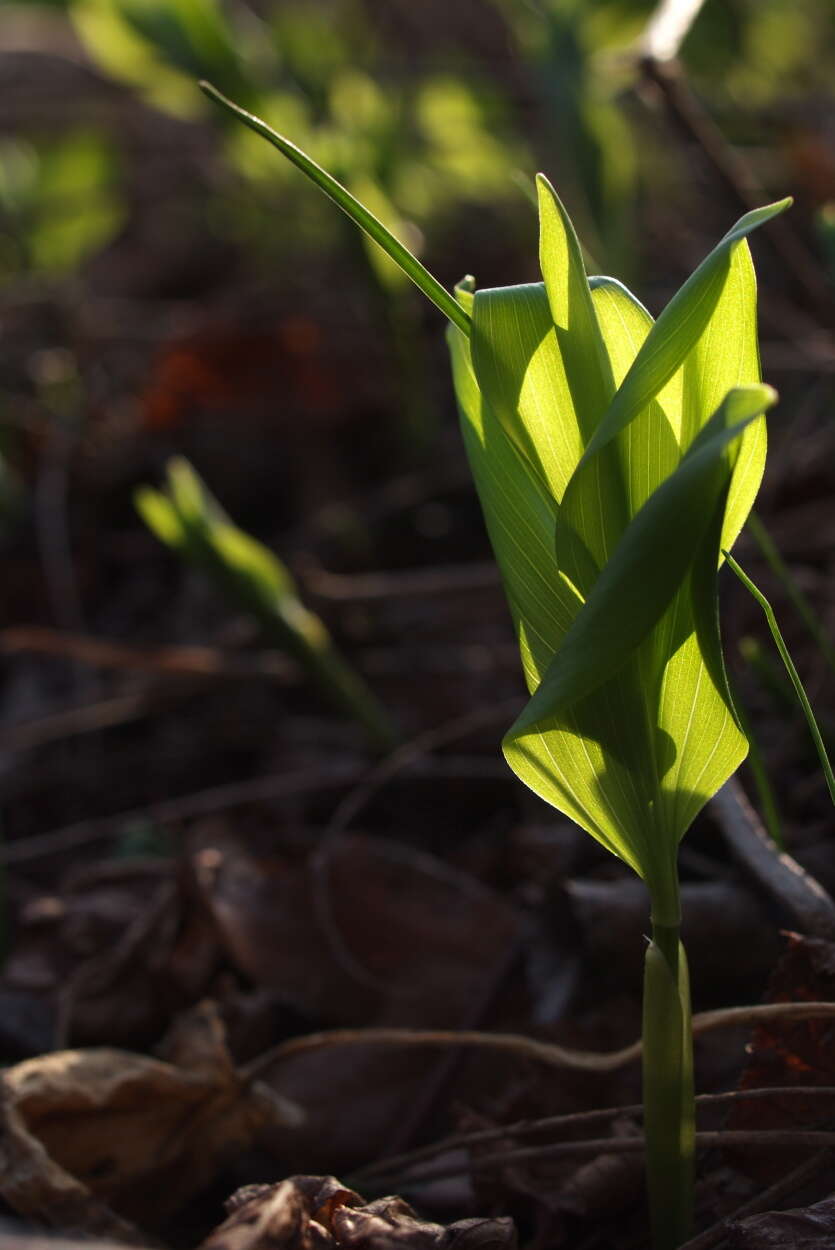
1;857;217;1050
0;1002;303;1235
190;829;522;1172
0;1228;157;1250
728;1193;835;1249
191;829;520;1028
0;1084;150;1247
728;933;835;1186
198;1175;516;1250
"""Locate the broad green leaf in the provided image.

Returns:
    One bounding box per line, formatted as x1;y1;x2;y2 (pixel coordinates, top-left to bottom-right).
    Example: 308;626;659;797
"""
451;207;776;892
535;175;627;592
577;199;790;469
469;283;583;509
536;175;612;440
448;285;582;693
200;82;471;336
452;280;656;873
581;245;767;843
508;385;776;731
643;241;767;840
555;202;786;593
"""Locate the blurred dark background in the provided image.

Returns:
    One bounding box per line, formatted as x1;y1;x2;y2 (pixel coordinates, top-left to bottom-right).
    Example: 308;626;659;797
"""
0;0;832;857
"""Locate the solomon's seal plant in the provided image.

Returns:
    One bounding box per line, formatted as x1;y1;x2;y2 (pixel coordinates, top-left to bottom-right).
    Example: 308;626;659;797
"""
201;80;789;1250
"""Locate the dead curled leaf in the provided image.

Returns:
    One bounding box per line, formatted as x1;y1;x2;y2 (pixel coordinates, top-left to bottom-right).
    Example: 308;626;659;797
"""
190;829;522;1173
728;933;835;1185
0;857;214;1051
0;1002;303;1235
0;1228;157;1250
191;829;520;1027
728;1193;835;1249
198;1175;517;1250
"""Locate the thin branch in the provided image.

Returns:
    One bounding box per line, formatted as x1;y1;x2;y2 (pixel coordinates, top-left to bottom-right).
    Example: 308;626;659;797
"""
712;778;835;939
353;1086;835;1186
0;626;296;682
0;764;362;866
357;1131;835;1189
639;0;709;62
0;688;186;752
638;56;835;328
242;1001;835;1085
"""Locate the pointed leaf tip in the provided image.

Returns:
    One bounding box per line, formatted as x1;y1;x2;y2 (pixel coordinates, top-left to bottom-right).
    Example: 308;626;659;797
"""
199;82;471;337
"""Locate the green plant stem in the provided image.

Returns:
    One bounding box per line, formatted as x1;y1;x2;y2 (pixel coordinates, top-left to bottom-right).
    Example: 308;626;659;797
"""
725;551;835;805
643;876;695;1250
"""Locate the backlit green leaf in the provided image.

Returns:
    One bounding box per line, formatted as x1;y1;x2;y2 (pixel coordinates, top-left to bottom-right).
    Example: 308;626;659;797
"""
510;385;776;730
450;201;782;898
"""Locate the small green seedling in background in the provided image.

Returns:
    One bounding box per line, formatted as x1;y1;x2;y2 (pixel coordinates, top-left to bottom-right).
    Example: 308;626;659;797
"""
136;457;395;751
200;82;791;1249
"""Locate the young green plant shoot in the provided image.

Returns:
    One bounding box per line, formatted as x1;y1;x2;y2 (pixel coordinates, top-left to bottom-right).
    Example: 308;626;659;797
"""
200;81;789;1250
136;457;395;750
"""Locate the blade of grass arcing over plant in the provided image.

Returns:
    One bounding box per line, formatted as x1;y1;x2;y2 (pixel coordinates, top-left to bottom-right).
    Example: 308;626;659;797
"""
724;551;834;805
198;81;471;337
136;459;396;750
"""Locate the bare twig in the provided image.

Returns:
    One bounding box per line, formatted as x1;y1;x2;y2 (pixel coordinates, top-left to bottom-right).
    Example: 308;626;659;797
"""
353;1086;835;1186
353;1132;835;1189
0;764;362;866
0;626;296;682
639;0;709;62
638;56;835;328
0;689;186;752
243;1001;835;1085
712;778;835;939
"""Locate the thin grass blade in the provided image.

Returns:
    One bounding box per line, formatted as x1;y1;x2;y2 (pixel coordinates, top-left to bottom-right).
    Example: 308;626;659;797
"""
747;511;835;673
199;81;470;336
724;551;835;804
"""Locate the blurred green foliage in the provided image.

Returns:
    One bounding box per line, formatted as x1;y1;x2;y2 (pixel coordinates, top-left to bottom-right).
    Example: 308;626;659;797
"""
4;0;834;285
136;458;397;748
0;130;122;277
